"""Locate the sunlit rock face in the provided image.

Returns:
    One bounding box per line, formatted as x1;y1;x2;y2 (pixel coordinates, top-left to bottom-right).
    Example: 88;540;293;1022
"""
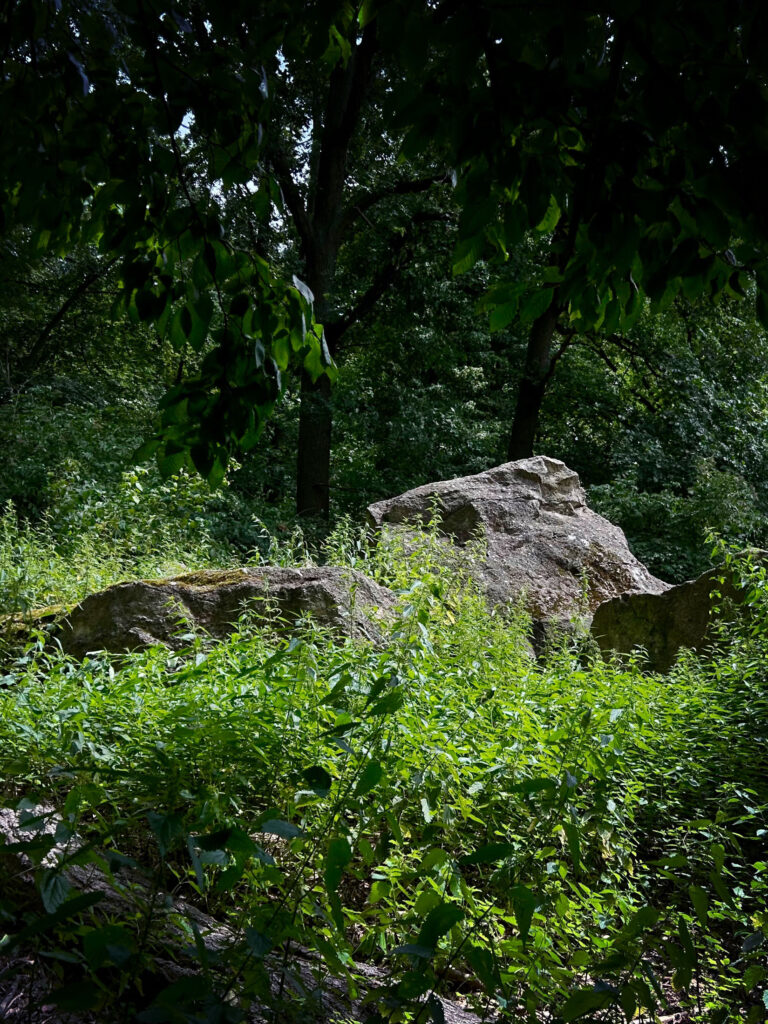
58;566;396;658
367;456;669;627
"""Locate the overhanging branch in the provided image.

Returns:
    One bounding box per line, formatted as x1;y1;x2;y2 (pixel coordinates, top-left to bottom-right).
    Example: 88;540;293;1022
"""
328;211;448;350
339;174;448;238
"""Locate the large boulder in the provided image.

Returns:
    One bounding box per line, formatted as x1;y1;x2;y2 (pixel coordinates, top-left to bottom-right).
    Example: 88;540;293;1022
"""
591;561;749;672
367;457;669;625
58;566;396;658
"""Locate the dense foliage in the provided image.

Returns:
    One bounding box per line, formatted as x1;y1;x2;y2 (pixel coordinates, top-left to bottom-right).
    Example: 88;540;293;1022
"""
5;1;768;496
0;529;767;1021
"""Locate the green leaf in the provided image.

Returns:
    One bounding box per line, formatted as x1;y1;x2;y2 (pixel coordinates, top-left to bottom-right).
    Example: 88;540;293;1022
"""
560;987;614;1021
324;836;352;895
563;822;581;876
618;905;659;940
304;765;333;797
428;993;446;1024
392;943;433;958
464;943;497;994
518;288;554;324
417;901;465;951
743;964;765;990
245;928;272;958
535;194;561;233
133;439;160;463
510;884;537;944
512;777;556;796
4;892;104;949
689;884;709;927
452;235;483;275
355;759;384;798
711;842;726;873
460;842;515;865
258;819;303;839
696;201;730;249
396;970;434;999
489;300;519;332
83;925;135;969
370;690;405;716
619;983;636;1019
158;449;189;477
38;870;71;914
147;811;184;857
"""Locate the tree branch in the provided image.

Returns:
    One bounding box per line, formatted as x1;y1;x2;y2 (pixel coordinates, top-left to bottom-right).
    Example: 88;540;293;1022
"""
542;330;576;384
585;339;658;412
338;175;448;238
327;211;447;350
313;21;378;241
21;257;118;374
267;146;314;253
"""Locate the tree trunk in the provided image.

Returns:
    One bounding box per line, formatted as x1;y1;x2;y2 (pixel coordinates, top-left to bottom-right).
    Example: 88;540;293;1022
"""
295;257;336;518
507;303;559;461
295;369;332;517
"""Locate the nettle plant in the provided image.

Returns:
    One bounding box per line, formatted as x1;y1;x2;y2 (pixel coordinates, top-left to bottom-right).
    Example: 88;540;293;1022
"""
0;542;766;1022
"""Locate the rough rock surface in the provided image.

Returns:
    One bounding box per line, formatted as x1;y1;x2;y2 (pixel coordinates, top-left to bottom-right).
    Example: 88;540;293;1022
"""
591;562;748;672
58;566;396;658
367;456;669;625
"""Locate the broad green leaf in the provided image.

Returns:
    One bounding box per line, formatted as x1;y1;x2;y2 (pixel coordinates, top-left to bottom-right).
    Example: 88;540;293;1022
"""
245;928;272;958
392;943;433;958
417;901;465;951
370;690;405;715
756;290;768;331
258;819;303;839
452;235;483;276
47;983;100;1012
305;765;333;797
460;842;515;865
38;870;71;914
519;288;554;324
83;925;135;969
147;811;184;857
489;300;519;332
428;993;446;1024
535;194;561;233
512;777;556;796
396;971;434;999
325;836;352;895
619;905;659;939
563;822;581;876
4;893;104;949
510;884;537;944
560;987;614;1021
619;983;636;1019
711;842;726;873
689;884;709;927
464;944;496;994
355;759;384;797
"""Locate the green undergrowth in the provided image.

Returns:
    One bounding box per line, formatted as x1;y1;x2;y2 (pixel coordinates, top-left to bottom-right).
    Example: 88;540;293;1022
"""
0;534;766;1023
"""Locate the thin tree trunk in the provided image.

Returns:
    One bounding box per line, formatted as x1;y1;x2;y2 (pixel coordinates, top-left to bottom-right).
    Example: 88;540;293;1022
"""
295;369;332;517
295;258;335;518
507;303;559;460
